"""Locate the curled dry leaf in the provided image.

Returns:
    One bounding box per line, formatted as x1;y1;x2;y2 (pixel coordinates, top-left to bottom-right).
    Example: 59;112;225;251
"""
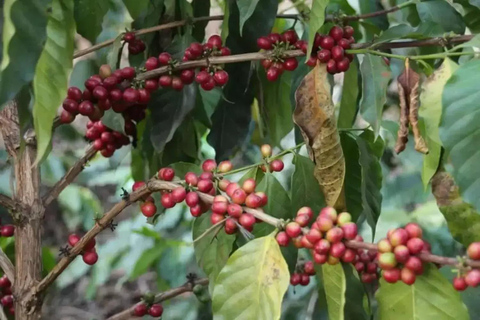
395;61;429;154
293;63;346;210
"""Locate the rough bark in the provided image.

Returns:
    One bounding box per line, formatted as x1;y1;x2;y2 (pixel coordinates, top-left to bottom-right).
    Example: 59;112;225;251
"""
0;102;44;320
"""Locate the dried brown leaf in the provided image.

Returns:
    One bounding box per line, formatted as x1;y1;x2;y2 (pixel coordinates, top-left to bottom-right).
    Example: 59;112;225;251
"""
395;83;409;154
293;63;345;210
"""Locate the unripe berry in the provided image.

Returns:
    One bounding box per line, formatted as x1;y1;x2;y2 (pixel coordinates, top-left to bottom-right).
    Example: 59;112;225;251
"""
197;179;214;193
276;231;290;247
185;172;199;186
336;212;351;226
260;144;272;157
326;227;344;243
327;255;340;265
314;253;328;264
407;237;424;255
393;245;410;263
297;207;313;219
320;36;335;50
148;304;164;317
161;193;175;209
245;194;262;208
212;201;228;214
453;277;468;291
314;239;331;255
219;179;230;191
185;192;199;207
405;256;423;274
285;222;302;238
290;273;301;285
465;269;480;287
389;228;409;247
242;178;256;194
377;239;393;253
300;274;310;286
317;216;334;232
202;159;217;172
226;183;240;197
319;206;337;222
306;228;322;244
227;203;243;219
295;214;310;227
300;236;314;249
83;251;98;265
341;222;357;240
401;267;416;285
270;159;284;172
141;202;157;217
224;218;238;234
404;223;423;239
68;234;80;247
383;268;401;283
0;225;14;237
239;213;256;229
133;303;148;317
171;187;187;203
217;160;233;173
330;242;346;258
468;242;480;260
378;253;397;270
255;192;268;206
342;248;357;263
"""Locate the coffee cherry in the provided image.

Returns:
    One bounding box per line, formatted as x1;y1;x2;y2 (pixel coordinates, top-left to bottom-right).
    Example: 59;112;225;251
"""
404;223;423;238
230;188;246;204
245;194;262;208
266;67;281;82
268;33;282;44
366;262;377;274
335;212;351;226
306;229;322;244
336;58;350;72
468;242;480;260
326;227;344;243
185;192;199;207
0;276;10;288
133;303;148;317
355;261;365;272
343;25;354;38
295;214;310;227
300;274;310;286
393;245;410;263
120;67;136;79
214;70;229;86
159;167;175;181
196;70;210;84
320;206;337;221
404;256;423;274
67;86;83;101
283;58;298;71
180;69;195;84
224;218;238;234
270;159;284;172
138;89;151;104
337;38;351;50
341;222;358;240
297;207;314;220
211;201;227;216
257;36;273;50
60;110;75;124
199;172;213;180
316;49;331;63
63;98;79;113
378;253;397;270
255;191;268;206
68;234;80;247
317;216;334;232
184;49;195;60
294;40;308;53
202;159;217;172
283;30;298;44
342;249;357;263
148;304;164;317
79;101;94;116
190;204;203;217
227;203;243;219
383;268;401;283
189;42;203;56
326;59;337;74
407;238;424;255
159;75;172;87
320;36;335;50
141;202;157;217
261;59;273;69
158;52;172;65
306;56;318;67
207;35;222;49
290;273;301;285
330;242;346;258
185;172;199;186
312;253;327;264
239;213;256;229
241;178;256;194
389;229;409;247
378;239;393;253
220;47;231;56
329;26;344;42
303;261;315;275
331;46;344;62
197;179;213;193
123;32;135;43
276;231;289;246
299;236;313;249
327;255;340;265
145;57;159;70
83;250;98;265
285;222;302;238
226;183;240;197
465;269;480;287
171;187;187;203
161;193;175;209
1;295;13;308
211;213;224;225
123;88;139;103
171;77;184;91
453;277;468;291
401;268;416;285
314;239;331;255
132;181;146;191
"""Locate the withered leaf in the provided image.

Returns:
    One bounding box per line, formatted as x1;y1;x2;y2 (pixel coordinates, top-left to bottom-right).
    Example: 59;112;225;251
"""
395;62;429;154
293;63;345;210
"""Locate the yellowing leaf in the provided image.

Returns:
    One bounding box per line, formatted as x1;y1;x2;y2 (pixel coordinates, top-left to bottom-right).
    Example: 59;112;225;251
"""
293;63;345;210
212;234;289;320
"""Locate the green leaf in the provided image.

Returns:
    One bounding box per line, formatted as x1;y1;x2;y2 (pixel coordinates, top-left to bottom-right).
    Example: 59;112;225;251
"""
440;59;480;211
169;162;202;177
238;167;265;185
359;0;389;32
0;0;49;107
319;264;346;320
341;133;363;222
192;0;210;41
376;264;469;320
417;1;466;34
42;247;57;274
130;246;165;279
291;154;325;213
260;70;293;147
33;0;75;162
342;263;369;319
357;131;383;235
451;33;480;50
374;23;444;44
74;0;109;43
212;234;289;320
193;86;222;128
359;54;392;138
193;214;235;292
149;85;197;152
107;35;124;70
419;59;458;188
307;0;329;57
338;58;359;129
237;0;260;36
101;109;125;134
123;0;149;20
439;202;480;246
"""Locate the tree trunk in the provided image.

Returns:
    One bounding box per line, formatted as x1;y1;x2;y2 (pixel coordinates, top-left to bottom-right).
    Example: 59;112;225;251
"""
0;102;44;319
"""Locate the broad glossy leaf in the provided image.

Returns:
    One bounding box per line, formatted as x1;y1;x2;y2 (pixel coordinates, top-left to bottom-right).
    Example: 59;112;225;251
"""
417;1;465;34
294;63;346;210
238;167;265;185
340;133;363;222
149;85;196;152
193;214;235;291
237;0;260;36
33;0;75;162
440;59;480;211
338;58;359;129
419;59;458;188
193;86;222;128
359;54;392;138
0;0;49;107
107;35;123;70
261;70;293;147
291;154;325;213
101;109;125;134
359;0;389;32
317;264;346;320
374;23;443;44
131;246;165;279
169;162;202;177
74;0;109;43
161;117;199;165
123;0;149;20
376;264;469;320
307;0;329;56
343;263;369;319
212;234;289;320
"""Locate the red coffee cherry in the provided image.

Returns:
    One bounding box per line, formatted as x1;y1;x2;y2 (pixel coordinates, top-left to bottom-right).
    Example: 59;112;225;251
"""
79;101;94;116
326;59;337;74
120;67;136;79
161;193;176;209
185;192;200;207
201;77;216;91
0;275;11;288
329;26;344;42
123;32;135;43
141;202;157;217
268;33;283;44
306;55;317;67
283;58;298;71
283;30;298;44
220;47;231;56
171;187;187;203
343;25;355;38
331;46;344;62
207;35;222;49
214;70;229;86
145;79;159;92
290;273;301;286
317;49;331;63
0;295;13;308
276;231;289;247
239;213;256;229
224;218;238;234
300;274;310;286
68;234;80;247
320;36;335;50
67;86;83;101
189;42;203;56
158;52;172;65
82;250;98;265
270;159;284;172
285;222;301;238
171;77;184;91
133;303;148;317
266;67;281;81
148;304;164;317
227;204;243;219
180;69;195;84
257;36;273;50
145;57;159;70
383;268;401;283
202;159;217;172
336;58;350;72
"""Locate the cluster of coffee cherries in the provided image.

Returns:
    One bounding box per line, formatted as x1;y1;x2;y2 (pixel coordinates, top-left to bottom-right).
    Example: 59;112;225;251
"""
123;31;146;55
377;223;428;285
0;220;14;238
290;261;316;286
309;25;355;74
133;303;163;318
257;30;302;81
86;120;130;157
0;275;13;316
259;144;285;172
276;207;358;266
147;52;194;91
354;244;380;283
67;234;98;265
452;242;480;291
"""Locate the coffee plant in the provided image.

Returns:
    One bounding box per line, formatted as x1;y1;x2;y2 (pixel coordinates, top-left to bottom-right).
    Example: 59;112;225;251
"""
1;0;480;319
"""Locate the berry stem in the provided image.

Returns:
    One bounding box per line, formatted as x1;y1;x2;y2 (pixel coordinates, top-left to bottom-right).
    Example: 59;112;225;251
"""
106;277;209;320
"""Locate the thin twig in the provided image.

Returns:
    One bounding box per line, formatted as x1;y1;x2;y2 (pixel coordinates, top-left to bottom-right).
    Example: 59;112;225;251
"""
0;194;17;212
0;247;14;284
106;278;209;320
42;145;97;207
